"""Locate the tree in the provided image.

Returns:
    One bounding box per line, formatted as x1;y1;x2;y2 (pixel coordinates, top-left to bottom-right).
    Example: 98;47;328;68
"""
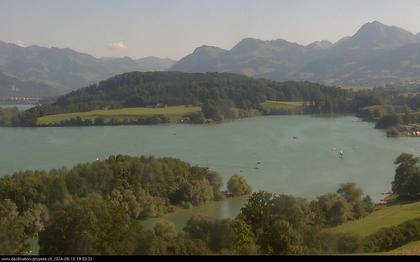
153;220;177;239
362;195;375;213
229;219;258;255
337;183;363;204
202;100;223;121
184;216;215;246
0;200;29;255
375;114;399;129
178;180;214;206
337;182;371;218
392;153;420;199
22;203;49;237
46;176;71;208
187;112;206;124
19;111;38;126
240;191;275;232
135;232;210;255
316;193;353;226
227;174;252;197
94;117;105;125
39;194;142;255
184;216;257;254
260;219;303;255
109;189;141;219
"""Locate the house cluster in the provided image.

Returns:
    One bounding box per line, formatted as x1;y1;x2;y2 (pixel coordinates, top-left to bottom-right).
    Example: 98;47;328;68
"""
398;124;420;137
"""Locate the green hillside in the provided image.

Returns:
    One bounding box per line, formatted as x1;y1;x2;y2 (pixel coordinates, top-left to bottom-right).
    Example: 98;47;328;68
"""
333;201;420;237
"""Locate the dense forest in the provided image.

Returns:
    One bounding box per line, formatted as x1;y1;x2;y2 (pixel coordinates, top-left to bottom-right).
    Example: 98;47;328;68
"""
41;72;352;112
1;72;420;130
13;72;353;125
354;86;420;136
4;153;420;255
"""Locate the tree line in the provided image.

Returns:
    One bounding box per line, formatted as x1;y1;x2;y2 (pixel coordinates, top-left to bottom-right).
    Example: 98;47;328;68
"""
3;73;420;127
0;155;251;255
1;152;420;255
13;72;355;126
354;86;420;136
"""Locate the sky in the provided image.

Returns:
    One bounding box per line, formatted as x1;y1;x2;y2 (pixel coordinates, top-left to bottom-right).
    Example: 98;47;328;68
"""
2;0;420;60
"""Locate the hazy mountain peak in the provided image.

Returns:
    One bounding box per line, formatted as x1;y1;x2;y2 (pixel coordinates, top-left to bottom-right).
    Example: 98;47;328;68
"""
335;21;419;50
357;20;394;34
192;45;226;56
307;40;333;49
0;41;176;97
230;38;267;53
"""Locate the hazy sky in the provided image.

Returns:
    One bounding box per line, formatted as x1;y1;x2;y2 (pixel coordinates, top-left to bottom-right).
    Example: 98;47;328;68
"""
2;0;420;60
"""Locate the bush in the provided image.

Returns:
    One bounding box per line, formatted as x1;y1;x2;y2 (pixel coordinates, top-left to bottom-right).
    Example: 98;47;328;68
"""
227;175;252;197
386;127;399;137
186;112;206;124
94;117;106;125
375;115;399;129
364;218;420;252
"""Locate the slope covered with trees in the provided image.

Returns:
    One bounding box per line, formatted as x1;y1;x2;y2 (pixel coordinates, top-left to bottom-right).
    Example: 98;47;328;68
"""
0;154;374;255
20;71;354;126
3;153;420;255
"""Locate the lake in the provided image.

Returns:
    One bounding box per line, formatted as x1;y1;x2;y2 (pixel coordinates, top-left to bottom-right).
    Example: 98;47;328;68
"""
0;104;35;111
1;115;420;229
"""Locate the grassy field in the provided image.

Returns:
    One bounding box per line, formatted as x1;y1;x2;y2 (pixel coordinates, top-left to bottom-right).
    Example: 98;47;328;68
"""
332;201;420;237
386;240;420;255
261;100;304;110
25;238;39;256
37;106;201;125
24;201;420;256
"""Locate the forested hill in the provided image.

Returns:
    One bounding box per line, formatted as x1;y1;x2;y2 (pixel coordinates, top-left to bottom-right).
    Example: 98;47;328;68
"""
33;71;351;115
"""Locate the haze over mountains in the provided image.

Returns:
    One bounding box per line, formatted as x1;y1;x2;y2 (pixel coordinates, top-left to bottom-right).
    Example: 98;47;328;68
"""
0;71;59;98
0;41;176;98
2;21;420;99
171;21;420;87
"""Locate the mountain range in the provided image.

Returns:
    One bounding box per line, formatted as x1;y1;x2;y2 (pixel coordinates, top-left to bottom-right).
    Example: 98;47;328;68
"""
171;21;420;87
0;71;59;98
0;41;176;98
2;21;420;99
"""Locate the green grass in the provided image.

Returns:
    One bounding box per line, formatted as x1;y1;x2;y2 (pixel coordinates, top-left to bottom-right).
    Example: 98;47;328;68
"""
387;240;420;255
25;238;39;256
37;106;201;125
332;201;420;237
261;100;304;110
360;241;420;255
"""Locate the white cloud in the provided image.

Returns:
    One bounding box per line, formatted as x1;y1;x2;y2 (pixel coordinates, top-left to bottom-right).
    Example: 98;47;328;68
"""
108;41;127;50
16;40;25;47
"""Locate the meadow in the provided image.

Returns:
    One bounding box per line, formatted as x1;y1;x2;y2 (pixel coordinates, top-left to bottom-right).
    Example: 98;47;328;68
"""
37;106;201;125
333;201;420;237
261;100;304;110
